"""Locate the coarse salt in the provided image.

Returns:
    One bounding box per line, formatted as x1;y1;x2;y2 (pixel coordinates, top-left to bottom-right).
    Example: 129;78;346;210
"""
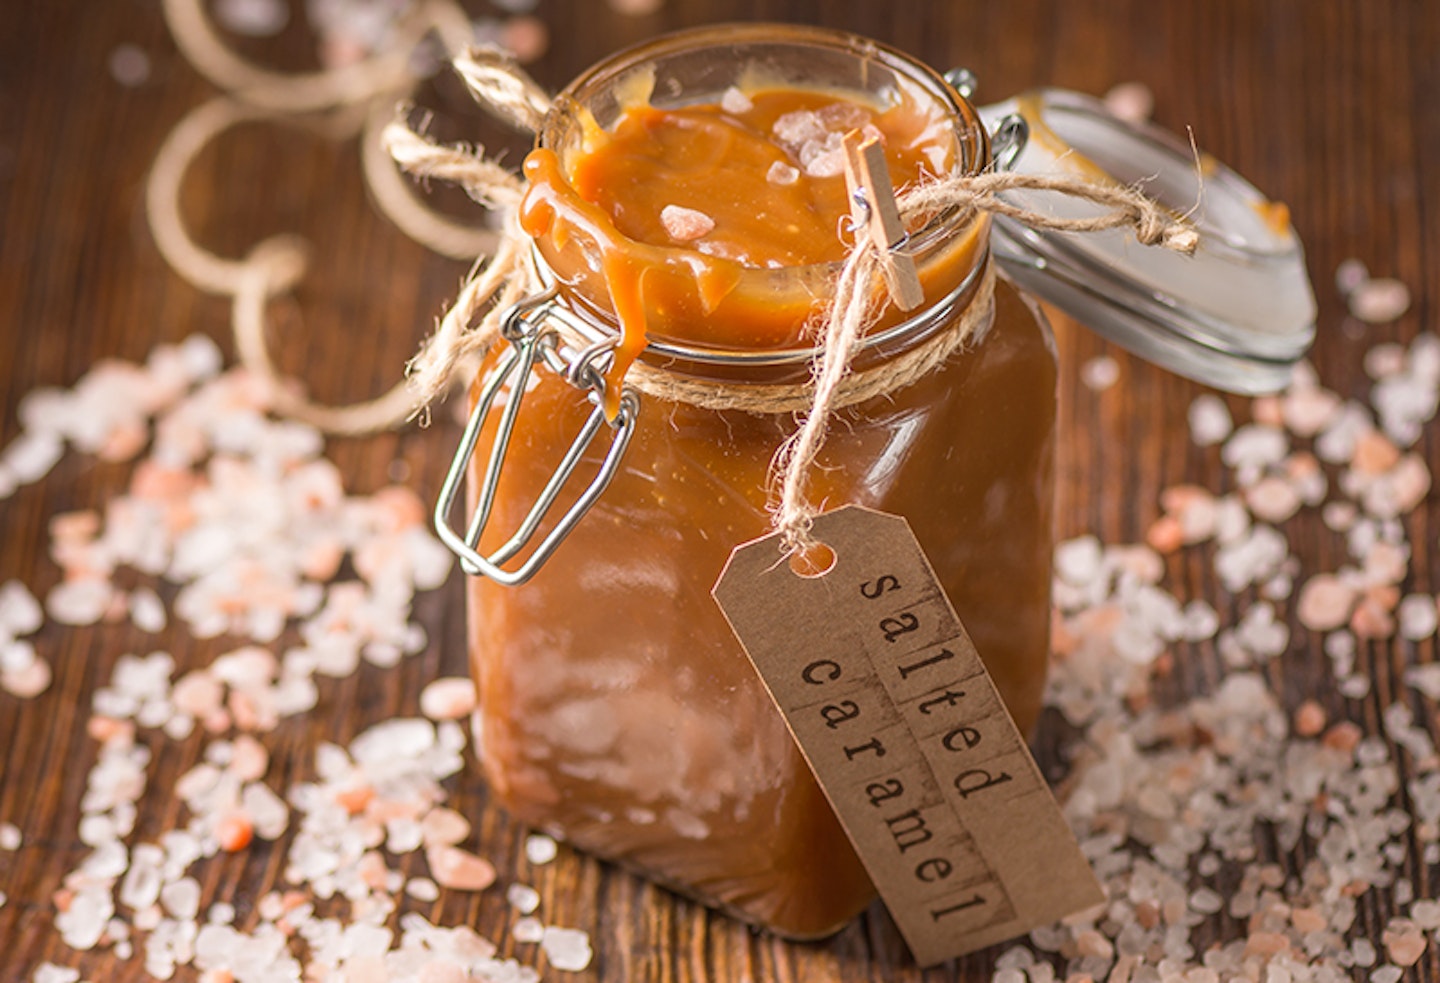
540;926;593;972
419;677;476;721
720;86;753;115
426;844;497;891
512;916;544;944
1349;277;1411;323
506;883;541;914
524;833;558;865
659;204;715;242
765;160;800;186
1187;394;1233;446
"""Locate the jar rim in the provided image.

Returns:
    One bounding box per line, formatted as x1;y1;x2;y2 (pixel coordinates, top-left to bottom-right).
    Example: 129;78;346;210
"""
534;22;990;310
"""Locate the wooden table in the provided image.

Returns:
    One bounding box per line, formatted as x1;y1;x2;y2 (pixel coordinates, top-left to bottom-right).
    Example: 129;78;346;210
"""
2;1;1436;980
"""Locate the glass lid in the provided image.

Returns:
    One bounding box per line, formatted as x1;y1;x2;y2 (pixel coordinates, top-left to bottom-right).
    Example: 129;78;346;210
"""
975;88;1316;395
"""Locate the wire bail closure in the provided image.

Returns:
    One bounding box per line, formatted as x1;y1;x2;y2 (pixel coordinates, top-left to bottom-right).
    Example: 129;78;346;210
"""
433;285;641;586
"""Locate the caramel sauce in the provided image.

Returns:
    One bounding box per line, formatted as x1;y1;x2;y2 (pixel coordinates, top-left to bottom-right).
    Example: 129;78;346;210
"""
519;89;957;411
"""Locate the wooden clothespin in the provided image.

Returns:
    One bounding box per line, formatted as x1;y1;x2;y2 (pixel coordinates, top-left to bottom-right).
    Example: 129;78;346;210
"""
842;130;924;312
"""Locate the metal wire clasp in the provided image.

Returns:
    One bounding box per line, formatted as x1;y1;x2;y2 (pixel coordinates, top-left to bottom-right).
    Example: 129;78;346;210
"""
434;286;641;586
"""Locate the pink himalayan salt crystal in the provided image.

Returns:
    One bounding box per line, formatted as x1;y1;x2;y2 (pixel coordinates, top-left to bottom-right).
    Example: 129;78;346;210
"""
1102;81;1154;124
524;833;558;865
1187;394;1232;446
1293;700;1327;738
1353;429;1401;474
1336;257;1369;295
500;15;549;64
420;807;471;847
1384;926;1427;967
214;0;288;37
3;655;51;697
766;161;800;186
540;926;594;972
1349;277;1411;323
720;86;753;115
1296;574;1358;631
1244;476;1301;523
1398;594;1440;640
228;734;269;782
1145;516;1184;555
419;677;477;722
659;205;715;242
426;844;496;891
1384;454;1432;515
1352;592;1397;639
1363;542;1409;587
1282;385;1341;436
1252;395;1284;427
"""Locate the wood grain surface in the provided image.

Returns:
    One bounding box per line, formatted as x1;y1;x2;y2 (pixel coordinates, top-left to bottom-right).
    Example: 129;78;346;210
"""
2;1;1437;980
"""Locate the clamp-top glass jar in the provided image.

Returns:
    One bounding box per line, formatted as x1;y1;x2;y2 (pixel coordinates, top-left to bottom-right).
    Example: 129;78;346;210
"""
434;24;1315;940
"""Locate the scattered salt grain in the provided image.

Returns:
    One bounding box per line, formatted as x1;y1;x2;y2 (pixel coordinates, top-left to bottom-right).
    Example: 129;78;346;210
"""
499;15;549;63
1339;674;1372;699
1245;476;1301;523
406;877;440;902
1403;663;1440;700
128;587;167;633
4;431;64;483
1080;356;1120;391
1187;394;1233;446
32;965;81;983
0;580;43;634
3;657;51;698
1397;594;1439;640
108;44;151;87
524;833;557;865
420;677;476;721
1349;277;1411;323
427;844;497;891
1296;574;1358;631
540;926;593;972
506;883;541;914
1292;700;1327;737
46;578;113;626
659;204;715;242
512;917;544;944
0;822;20;850
1103;81;1154;123
1336;257;1369;296
215;0;289;37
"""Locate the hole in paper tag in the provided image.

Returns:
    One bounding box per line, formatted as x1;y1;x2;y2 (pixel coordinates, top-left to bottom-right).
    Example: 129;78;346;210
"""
712;505;1104;966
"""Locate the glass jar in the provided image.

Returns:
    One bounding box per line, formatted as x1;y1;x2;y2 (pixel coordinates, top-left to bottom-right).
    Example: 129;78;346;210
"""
436;23;1315;942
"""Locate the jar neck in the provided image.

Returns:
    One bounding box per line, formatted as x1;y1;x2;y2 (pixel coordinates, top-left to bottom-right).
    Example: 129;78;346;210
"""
527;22;994;385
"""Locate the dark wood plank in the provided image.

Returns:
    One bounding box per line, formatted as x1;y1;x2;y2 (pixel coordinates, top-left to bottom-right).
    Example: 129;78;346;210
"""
2;1;1438;980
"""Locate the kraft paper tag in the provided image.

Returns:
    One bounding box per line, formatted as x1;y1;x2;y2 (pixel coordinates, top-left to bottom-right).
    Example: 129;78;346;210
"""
712;506;1104;966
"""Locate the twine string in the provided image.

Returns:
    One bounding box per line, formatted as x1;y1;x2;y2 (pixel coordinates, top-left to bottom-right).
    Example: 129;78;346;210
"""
147;0;518;435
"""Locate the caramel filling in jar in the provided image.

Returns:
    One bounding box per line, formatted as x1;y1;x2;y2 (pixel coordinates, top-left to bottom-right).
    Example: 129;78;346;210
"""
466;25;1057;939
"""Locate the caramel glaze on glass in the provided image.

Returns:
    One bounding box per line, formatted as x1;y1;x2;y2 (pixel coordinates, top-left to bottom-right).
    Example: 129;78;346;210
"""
468;84;1057;939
